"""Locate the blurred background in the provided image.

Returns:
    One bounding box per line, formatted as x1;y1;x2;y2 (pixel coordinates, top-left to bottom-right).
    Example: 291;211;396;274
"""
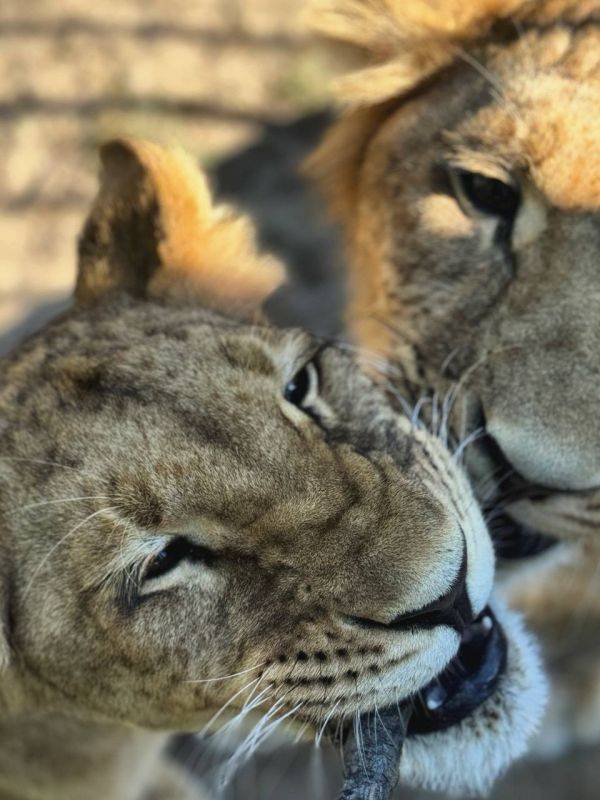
0;0;342;356
1;2;598;798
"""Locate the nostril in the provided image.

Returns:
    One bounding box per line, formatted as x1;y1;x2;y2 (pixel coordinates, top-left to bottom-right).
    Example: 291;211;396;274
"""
347;547;473;635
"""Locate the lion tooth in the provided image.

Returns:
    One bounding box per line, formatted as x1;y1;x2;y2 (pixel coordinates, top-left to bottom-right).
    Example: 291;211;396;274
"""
481;615;493;632
424;685;446;711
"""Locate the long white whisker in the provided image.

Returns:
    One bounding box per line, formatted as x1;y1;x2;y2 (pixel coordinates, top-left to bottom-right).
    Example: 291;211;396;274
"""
12;495;110;515
315;699;341;748
453;426;485;463
431;390;440;437
255;701;303;744
185;662;267;685
293;719;311;744
411;395;431;428
213;682;275;739
23;506;117;600
220;698;287;784
353;710;368;776
183;679;271;778
455;47;524;126
223;696;304;785
197;676;263;739
240;676;272;713
0;456;89;474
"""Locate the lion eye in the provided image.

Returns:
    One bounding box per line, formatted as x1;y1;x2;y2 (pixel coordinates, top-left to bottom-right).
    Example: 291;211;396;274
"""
144;537;216;581
284;362;319;409
453;169;520;219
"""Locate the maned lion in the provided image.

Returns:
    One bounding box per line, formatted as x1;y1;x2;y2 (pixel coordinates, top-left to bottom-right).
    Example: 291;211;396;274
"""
307;0;600;754
0;139;545;799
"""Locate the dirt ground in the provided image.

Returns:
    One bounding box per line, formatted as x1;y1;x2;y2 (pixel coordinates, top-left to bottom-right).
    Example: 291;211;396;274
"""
2;3;599;800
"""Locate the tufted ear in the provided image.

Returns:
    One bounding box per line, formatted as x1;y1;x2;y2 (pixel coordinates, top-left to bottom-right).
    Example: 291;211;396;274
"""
76;139;285;320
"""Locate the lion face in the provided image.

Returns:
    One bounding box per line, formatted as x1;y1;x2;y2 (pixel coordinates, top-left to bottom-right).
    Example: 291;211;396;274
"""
3;303;494;728
308;0;600;546
0;139;545;795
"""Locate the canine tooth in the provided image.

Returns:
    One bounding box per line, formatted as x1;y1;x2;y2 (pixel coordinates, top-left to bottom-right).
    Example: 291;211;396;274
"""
481;615;493;632
424;685;446;711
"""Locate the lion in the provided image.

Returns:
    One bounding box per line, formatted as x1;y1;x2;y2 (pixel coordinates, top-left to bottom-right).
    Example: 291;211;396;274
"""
306;0;600;754
0;139;545;799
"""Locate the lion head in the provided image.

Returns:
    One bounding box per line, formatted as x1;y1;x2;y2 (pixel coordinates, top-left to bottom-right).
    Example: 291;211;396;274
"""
0;139;544;797
307;0;600;552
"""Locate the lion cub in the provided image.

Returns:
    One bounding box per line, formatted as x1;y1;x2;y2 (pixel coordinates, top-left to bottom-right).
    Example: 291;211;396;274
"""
0;140;543;800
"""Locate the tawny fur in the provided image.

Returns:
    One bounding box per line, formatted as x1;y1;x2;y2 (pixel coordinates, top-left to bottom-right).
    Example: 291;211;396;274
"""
0;140;544;799
307;0;600;753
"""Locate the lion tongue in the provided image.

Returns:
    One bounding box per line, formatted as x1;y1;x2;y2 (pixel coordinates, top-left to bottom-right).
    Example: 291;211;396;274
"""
337;706;411;800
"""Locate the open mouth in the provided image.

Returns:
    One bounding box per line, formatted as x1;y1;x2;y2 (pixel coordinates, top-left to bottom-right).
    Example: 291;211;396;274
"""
335;599;547;798
334;607;511;798
331;606;507;743
489;511;557;561
477;434;558;561
406;605;506;735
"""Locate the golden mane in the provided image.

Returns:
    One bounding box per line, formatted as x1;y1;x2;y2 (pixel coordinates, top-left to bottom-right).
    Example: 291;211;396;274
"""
307;0;598;106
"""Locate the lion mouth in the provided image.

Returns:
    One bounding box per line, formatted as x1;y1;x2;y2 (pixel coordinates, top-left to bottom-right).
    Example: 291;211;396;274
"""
336;599;547;797
489;511;557;561
406;606;506;734
332;606;507;743
476;434;558;560
335;607;511;797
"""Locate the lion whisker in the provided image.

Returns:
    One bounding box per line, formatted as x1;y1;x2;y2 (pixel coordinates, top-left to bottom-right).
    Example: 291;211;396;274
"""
23;505;118;600
454;46;525;126
0;456;92;475
219;696;299;787
11;495;111;515
293;719;311;744
185;662;268;685
315;698;342;748
197;676;266;741
352;708;368;777
453;426;485;463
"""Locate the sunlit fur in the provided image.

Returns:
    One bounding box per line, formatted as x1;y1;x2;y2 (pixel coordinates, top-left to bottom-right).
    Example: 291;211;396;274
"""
0;140;544;799
307;0;600;755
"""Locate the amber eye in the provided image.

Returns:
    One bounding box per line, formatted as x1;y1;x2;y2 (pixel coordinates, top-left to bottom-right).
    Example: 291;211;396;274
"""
284;362;319;409
144;537;216;581
454;170;520;219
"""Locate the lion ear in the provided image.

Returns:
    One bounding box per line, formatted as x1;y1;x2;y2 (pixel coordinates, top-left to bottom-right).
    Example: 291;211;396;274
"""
76;138;285;320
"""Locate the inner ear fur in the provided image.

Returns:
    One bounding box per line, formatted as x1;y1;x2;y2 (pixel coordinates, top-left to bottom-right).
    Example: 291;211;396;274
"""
76;138;285;320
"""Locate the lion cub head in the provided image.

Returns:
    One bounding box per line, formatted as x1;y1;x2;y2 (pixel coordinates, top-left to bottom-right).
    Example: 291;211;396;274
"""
308;0;600;547
0;139;544;794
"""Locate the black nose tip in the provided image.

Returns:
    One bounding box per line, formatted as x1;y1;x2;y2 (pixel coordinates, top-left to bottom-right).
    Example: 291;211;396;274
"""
349;548;473;634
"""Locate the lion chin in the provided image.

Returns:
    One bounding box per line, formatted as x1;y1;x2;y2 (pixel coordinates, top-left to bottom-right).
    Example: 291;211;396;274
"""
399;597;547;796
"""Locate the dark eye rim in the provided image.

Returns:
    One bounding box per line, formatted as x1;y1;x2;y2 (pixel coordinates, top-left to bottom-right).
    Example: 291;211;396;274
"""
143;536;217;582
451;168;521;220
284;359;320;409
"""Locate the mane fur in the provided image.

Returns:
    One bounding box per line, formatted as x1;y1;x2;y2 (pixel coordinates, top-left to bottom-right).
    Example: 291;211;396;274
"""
305;0;600;219
307;0;599;105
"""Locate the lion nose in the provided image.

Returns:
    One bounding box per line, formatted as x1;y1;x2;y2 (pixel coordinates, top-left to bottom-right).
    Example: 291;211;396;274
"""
347;549;473;634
